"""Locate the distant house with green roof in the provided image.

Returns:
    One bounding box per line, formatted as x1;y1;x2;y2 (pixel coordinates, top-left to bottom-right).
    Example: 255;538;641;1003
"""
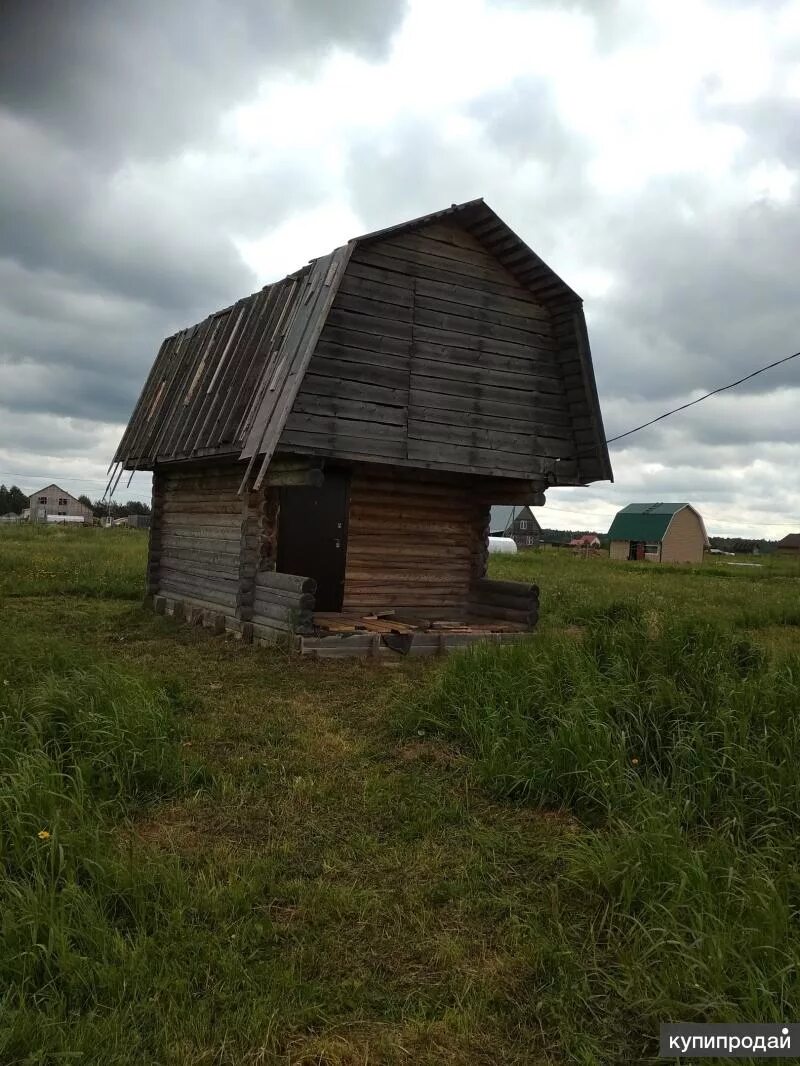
607;503;708;564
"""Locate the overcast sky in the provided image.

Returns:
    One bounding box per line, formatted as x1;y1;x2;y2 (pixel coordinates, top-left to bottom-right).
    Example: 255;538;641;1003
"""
1;0;799;537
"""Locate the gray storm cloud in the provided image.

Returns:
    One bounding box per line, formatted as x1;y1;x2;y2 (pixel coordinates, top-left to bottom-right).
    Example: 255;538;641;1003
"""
0;0;797;531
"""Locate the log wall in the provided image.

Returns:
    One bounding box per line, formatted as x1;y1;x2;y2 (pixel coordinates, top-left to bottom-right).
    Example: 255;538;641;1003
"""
150;458;319;644
252;570;316;643
342;467;490;619
467;578;539;628
155;464;245;624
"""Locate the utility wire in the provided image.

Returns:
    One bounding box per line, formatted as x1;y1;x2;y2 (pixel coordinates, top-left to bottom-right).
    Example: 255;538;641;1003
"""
603;349;800;446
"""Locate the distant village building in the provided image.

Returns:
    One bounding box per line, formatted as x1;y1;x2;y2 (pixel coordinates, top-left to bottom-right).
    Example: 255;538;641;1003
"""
607;503;708;565
501;505;543;549
28;484;92;524
569;533;601;550
776;533;800;558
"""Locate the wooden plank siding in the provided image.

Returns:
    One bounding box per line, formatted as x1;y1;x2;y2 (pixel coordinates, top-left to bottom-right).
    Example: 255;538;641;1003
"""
342;467;490;618
278;220;580;484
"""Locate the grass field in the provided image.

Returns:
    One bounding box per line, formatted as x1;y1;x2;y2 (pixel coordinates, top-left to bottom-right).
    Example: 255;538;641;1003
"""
1;525;799;1064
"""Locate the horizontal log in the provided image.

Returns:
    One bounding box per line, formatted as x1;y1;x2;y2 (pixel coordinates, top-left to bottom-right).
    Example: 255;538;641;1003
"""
159;557;240;582
160;512;242;527
160;534;248;554
474;577;539;598
255;570;317;595
159;562;239;588
346;545;473;562
252;620;292;642
253;599;313;628
347;517;476;538
345;568;470;584
160;567;241;601
471;589;539;612
349;483;476;504
348;505;478;527
161;501;244;514
159;581;238;609
254;588;316;611
343;587;468;601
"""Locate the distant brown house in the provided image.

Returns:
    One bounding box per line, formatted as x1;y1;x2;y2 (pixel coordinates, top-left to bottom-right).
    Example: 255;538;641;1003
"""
776;533;800;557
112;199;612;656
504;505;543;549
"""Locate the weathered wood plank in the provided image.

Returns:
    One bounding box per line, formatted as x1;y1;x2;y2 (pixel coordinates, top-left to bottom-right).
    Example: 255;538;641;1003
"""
326;306;411;342
291;392;406;426
408;386;572;429
282;412;405;443
406;416;576;460
411;351;564;395
278;428;407;460
346;258;550;323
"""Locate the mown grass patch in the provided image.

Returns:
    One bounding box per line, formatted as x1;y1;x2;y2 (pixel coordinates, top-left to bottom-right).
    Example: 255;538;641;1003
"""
0;525;146;599
401;608;800;1060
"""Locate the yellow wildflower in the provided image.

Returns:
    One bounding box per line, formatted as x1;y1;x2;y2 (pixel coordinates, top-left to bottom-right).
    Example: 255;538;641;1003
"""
37;829;51;841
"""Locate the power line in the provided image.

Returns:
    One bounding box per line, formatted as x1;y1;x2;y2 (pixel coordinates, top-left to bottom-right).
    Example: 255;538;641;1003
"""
0;470;149;488
604;349;800;446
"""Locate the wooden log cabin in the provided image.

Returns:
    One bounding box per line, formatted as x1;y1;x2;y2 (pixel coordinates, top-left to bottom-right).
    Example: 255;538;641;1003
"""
112;200;612;656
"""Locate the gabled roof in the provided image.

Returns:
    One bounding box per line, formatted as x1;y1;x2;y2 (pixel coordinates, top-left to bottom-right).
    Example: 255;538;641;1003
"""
504;505;542;534
29;483;78;501
113;199;611;490
607;503;709;545
777;533;800;548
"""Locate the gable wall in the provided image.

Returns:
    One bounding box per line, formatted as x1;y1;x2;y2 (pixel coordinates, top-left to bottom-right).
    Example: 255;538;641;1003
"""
28;484;90;521
279;220;580;481
661;508;705;564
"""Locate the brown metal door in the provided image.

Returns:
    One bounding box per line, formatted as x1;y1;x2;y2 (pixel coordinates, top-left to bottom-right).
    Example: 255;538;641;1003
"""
277;469;350;612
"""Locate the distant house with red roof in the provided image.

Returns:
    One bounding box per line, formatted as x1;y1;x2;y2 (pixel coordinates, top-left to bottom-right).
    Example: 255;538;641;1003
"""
569;534;601;549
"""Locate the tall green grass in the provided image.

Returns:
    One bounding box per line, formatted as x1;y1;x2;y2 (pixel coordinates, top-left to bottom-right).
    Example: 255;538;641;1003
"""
402;609;800;1060
0;660;204;1060
489;549;800;635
